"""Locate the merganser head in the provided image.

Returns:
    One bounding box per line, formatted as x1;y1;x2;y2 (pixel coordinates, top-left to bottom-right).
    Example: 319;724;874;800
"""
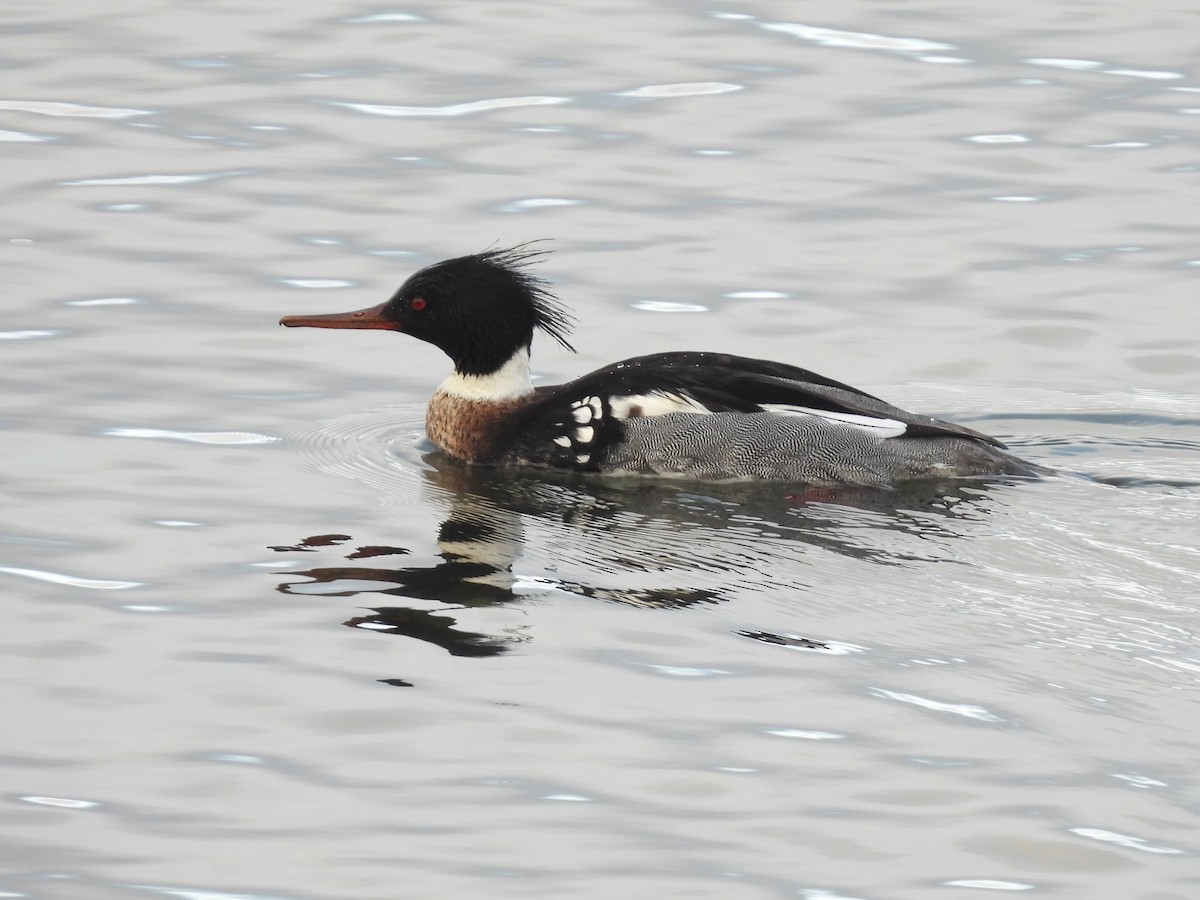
279;245;575;376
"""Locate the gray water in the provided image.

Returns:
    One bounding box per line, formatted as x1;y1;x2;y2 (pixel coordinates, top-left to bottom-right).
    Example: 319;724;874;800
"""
4;2;1199;898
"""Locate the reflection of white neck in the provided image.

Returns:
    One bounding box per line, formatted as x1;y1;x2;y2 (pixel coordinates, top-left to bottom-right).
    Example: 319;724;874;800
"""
438;347;533;402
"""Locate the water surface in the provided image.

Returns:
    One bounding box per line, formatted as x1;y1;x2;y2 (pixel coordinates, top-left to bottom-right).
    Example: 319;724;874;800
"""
4;2;1199;898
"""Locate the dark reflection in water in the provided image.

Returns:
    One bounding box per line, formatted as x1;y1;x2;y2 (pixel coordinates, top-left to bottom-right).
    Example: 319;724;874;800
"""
273;456;1033;682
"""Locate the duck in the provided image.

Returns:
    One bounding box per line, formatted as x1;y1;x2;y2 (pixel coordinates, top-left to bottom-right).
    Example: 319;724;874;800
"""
279;246;1044;485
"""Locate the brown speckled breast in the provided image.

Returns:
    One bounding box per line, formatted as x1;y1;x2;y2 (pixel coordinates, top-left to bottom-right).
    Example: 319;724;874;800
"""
425;391;538;463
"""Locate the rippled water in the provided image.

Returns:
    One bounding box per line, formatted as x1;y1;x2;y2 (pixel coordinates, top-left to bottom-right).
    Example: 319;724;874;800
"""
4;2;1199;898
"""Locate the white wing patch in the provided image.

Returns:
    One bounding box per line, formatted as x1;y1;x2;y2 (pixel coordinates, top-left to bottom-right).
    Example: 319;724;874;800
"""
607;390;905;436
760;403;908;437
609;391;711;419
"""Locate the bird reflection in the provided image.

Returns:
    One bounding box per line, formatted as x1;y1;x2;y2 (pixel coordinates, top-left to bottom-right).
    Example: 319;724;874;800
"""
273;455;1027;681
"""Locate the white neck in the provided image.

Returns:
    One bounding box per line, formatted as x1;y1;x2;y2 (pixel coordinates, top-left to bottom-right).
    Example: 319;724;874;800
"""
437;346;533;402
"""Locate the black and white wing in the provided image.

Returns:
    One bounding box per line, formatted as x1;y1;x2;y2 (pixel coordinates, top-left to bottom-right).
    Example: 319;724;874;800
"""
571;352;1001;444
492;351;1004;472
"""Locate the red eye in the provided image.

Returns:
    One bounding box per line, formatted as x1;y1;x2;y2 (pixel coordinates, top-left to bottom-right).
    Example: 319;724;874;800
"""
410;296;427;311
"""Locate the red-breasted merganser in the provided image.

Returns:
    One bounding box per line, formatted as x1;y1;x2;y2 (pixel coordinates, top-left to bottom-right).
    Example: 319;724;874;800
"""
280;247;1043;485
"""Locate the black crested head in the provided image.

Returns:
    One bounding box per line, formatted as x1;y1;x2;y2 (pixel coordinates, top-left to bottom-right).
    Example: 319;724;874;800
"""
385;243;575;376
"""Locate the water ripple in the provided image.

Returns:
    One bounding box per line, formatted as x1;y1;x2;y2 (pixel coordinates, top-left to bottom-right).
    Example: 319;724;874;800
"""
758;21;954;54
344;13;425;24
105;428;280;445
0;566;142;590
0;329;59;340
966;134;1032;144
0;99;152;118
66;297;141;306
324;96;570;117
18;795;100;808
1103;68;1184;80
944;880;1034;891
493;197;584;213
869;687;1006;723
61;169;254;186
276;278;356;289
1024;58;1105;71
619;82;743;98
1068;827;1185;855
766;729;845;740
128;884;293;900
1022;58;1183;80
632;301;707;313
0;128;54;142
281;404;427;493
641;663;732;678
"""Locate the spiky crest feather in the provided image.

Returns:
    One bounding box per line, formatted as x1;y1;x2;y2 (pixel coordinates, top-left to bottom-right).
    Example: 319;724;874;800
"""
473;243;576;353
